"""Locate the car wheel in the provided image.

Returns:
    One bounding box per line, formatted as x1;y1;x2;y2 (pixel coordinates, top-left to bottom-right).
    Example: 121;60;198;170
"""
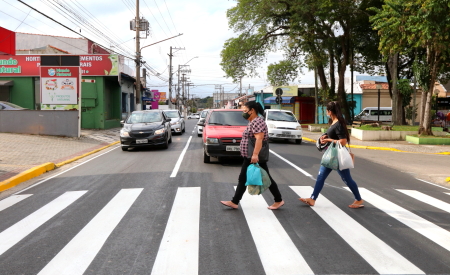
162;135;169;149
296;139;302;144
182;124;185;133
121;147;128;151
203;150;210;163
168;133;172;143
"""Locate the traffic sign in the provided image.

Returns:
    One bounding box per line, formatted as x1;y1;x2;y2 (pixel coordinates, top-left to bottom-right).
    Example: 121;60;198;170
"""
275;96;281;104
275;88;283;96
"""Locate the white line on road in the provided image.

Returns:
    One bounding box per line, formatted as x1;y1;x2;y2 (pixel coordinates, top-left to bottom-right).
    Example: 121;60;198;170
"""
14;146;119;195
170;136;192;178
291;186;423;274
38;188;143;275
416;179;450;191
151;187;200;275
397;189;450;214
0;194;33;212
0;191;87;256
238;187;313;275
269;149;312;177
345;187;450;252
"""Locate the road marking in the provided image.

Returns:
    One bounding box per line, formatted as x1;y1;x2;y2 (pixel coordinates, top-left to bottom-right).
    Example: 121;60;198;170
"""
238;187;313;275
151;187;200;275
397;189;450;214
416;179;450;191
170;136;192;178
269;149;312;177
15;146;119;195
0;191;87;256
291;186;423;274
345;187;450;252
38;188;143;275
0;194;33;212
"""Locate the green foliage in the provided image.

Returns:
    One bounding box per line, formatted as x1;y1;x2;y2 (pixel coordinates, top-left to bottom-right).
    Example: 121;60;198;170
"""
397;79;413;107
267;60;301;86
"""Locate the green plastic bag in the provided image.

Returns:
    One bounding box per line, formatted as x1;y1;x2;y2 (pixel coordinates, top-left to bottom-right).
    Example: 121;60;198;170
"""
320;142;339;170
247;164;272;195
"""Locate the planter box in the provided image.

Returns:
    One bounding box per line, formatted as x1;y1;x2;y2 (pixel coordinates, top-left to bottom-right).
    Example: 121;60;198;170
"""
406;135;450;145
351;128;417;141
321;128;328;133
308;125;322;132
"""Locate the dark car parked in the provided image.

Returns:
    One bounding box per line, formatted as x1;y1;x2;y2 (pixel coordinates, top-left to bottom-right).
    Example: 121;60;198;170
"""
120;110;172;151
0;101;27;110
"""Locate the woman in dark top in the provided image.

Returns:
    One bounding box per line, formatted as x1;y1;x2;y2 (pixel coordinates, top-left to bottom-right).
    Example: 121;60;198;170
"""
299;101;364;208
221;101;284;210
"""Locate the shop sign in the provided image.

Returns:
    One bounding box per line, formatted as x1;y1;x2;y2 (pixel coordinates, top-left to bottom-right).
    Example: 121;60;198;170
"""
272;86;297;97
0;55;118;76
159;92;166;101
40;66;80;105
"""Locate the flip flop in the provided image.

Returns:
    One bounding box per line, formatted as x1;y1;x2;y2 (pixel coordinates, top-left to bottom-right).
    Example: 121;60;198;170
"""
349;204;364;209
220;201;238;209
299;198;315;206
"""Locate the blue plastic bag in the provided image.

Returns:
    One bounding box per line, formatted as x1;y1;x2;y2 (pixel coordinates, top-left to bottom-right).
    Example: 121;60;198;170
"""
247;165;272;195
245;164;263;186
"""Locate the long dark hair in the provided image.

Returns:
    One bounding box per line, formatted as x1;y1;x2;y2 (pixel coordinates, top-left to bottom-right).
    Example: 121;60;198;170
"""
244;101;264;116
327;101;350;142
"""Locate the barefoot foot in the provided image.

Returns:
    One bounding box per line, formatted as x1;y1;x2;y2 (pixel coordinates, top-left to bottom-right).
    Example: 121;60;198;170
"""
299;198;315;206
268;200;285;210
220;201;238;209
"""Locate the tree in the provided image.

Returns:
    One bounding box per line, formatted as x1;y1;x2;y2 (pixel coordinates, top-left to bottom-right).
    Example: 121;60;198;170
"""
371;0;450;134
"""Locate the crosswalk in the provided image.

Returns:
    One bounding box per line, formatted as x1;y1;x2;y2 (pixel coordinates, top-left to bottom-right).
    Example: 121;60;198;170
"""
0;186;449;274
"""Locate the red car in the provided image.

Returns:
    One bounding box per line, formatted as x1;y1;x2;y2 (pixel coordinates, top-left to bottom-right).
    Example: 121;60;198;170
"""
198;109;248;163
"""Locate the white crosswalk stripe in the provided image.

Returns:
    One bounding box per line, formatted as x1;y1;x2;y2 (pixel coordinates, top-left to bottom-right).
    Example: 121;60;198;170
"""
0;194;32;212
291;186;423;274
0;191;87;256
345;187;450;252
397;189;450;214
239;187;314;275
151;187;201;275
38;188;143;275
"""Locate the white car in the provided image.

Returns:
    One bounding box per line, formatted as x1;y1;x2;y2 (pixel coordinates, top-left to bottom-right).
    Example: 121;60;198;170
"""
187;113;200;119
197;109;210;137
163;109;185;134
264;109;303;144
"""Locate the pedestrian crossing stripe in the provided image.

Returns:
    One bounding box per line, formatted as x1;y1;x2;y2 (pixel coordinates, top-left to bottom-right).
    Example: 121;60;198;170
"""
291;186;423;274
0;194;32;212
0;191;87;256
397;189;450;214
345;187;450;253
0;187;449;274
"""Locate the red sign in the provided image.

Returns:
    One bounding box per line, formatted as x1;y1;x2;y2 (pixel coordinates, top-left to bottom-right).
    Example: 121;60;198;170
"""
0;54;119;76
0;27;15;55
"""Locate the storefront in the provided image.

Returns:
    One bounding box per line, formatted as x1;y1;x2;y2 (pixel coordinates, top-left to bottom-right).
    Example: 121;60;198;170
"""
0;54;122;129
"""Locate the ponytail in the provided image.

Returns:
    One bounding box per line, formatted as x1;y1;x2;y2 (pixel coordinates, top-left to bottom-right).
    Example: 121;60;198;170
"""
326;101;350;143
244;101;264;116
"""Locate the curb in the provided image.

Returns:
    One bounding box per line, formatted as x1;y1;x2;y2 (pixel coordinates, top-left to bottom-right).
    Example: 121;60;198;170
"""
0;141;120;193
302;136;450;155
447;177;450;183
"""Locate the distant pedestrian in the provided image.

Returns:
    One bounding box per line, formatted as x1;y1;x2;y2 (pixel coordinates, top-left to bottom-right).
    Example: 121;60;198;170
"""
221;101;284;210
299;101;364;208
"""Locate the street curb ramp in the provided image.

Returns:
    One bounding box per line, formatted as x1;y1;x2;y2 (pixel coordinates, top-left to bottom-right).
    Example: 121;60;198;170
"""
0;141;119;193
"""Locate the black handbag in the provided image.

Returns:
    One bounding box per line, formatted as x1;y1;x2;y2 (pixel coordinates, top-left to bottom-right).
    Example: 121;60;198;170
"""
316;133;331;152
248;138;269;162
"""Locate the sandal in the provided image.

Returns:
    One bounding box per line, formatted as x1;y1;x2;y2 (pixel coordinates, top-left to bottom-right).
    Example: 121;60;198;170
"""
349;200;364;209
299;198;315;206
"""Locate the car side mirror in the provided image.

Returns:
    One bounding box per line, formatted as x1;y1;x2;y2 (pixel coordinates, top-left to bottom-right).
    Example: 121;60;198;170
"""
120;120;124;126
197;119;205;127
166;118;172;122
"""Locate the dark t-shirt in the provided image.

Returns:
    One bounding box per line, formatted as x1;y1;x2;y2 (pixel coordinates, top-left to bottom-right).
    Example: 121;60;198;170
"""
326;122;347;141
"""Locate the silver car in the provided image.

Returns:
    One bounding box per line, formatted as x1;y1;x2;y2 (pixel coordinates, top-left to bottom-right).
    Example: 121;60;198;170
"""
163;110;185;134
197;109;210;137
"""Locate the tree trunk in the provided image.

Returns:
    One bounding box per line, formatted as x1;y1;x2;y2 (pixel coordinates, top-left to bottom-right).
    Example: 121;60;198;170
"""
329;51;336;99
420;47;439;135
389;53;402;125
317;64;329;91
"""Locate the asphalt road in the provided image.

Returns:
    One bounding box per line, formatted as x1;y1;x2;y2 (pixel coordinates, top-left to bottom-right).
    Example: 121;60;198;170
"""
1;119;450;275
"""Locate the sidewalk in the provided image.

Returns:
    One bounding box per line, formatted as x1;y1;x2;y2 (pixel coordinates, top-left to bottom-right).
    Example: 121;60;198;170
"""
0;128;120;182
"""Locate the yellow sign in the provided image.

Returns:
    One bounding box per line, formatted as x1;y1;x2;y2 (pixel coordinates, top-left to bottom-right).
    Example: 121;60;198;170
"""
159;92;166;101
272;86;297;97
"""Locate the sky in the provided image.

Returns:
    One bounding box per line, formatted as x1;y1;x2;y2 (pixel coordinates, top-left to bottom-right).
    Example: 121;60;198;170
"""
0;0;318;98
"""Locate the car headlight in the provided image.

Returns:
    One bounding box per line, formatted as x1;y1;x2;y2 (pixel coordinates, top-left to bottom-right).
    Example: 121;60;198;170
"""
170;121;179;125
206;137;219;144
120;129;130;137
267;124;276;129
296;126;302;130
155;128;165;135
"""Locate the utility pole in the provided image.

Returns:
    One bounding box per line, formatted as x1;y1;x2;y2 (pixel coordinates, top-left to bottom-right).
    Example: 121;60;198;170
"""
135;0;141;110
168;46;173;109
239;76;243;96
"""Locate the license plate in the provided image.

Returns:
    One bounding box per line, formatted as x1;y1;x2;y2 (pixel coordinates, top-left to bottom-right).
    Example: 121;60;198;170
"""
282;131;291;135
136;139;148;144
226;146;240;152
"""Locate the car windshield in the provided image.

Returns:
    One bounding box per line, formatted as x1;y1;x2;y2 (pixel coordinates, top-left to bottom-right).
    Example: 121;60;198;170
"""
267;111;297;122
164;111;180;118
201;111;208;118
2;102;23;108
126;112;162;123
208;111;248;126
